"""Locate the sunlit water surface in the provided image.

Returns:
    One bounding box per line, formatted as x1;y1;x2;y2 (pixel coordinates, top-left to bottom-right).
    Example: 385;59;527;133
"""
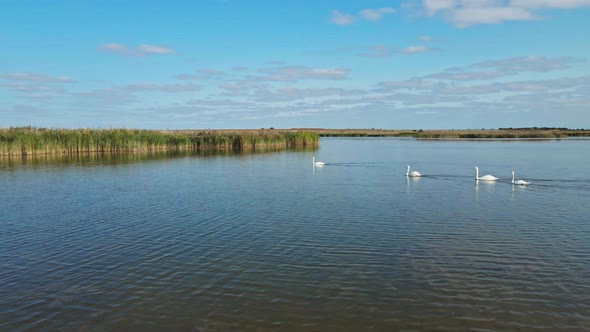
1;138;589;331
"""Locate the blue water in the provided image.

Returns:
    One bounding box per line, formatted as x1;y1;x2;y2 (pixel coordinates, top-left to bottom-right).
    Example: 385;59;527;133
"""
1;138;589;331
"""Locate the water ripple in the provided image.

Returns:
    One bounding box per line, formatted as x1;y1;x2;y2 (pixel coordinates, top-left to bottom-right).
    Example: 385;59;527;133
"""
2;142;590;331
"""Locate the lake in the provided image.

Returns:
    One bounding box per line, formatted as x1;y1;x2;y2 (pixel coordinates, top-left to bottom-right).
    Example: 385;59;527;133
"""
1;137;589;331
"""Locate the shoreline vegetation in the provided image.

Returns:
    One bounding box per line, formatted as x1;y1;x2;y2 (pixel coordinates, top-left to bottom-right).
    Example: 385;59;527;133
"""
1;126;588;156
0;127;319;156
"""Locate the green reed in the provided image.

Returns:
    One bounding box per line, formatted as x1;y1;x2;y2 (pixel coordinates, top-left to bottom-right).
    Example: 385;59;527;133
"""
0;127;320;156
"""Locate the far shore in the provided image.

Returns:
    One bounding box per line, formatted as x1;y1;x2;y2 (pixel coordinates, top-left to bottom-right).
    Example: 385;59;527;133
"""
172;128;590;139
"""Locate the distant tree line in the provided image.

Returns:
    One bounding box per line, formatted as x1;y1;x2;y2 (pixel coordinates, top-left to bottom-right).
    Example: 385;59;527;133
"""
498;127;588;131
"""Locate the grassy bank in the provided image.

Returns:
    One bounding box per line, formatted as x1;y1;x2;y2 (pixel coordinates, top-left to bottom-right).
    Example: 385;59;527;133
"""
0;127;319;156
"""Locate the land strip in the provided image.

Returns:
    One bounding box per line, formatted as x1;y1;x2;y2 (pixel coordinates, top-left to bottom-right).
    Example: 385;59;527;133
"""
3;127;588;156
284;128;590;139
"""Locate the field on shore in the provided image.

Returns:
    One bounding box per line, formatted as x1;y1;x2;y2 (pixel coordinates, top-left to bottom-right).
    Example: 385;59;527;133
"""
296;128;590;138
183;128;590;139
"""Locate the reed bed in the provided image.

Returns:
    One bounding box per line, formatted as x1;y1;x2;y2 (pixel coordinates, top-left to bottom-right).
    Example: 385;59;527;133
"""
0;127;319;156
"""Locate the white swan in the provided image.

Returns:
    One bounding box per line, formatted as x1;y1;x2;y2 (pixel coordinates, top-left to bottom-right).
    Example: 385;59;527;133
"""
511;171;530;185
475;166;498;181
405;165;422;177
313;157;325;167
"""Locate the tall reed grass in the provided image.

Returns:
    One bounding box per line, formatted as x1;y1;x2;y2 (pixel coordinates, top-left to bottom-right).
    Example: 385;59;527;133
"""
0;127;320;156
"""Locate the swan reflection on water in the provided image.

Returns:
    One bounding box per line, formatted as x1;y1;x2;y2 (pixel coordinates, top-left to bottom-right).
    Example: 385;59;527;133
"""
475;179;497;200
406;174;422;192
511;179;531;201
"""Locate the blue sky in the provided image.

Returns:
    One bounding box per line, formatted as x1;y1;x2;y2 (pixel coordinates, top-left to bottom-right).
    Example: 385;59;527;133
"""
1;0;589;129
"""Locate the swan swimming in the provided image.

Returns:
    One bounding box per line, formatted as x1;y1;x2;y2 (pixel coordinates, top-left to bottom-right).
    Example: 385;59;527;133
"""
511;171;530;185
313;157;325;167
474;166;498;181
405;165;422;177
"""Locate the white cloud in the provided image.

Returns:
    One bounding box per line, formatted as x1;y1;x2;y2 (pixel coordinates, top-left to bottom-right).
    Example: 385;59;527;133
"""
378;72;590;99
138;44;174;55
360;44;439;57
198;69;225;76
249;87;366;102
98;43;174;57
330;10;355;25
415;0;590;27
359;45;394;58
174;74;211;80
116;83;202;92
423;0;457;15
253;66;351;82
20;94;62;101
421;56;578;82
186;99;256;108
174;69;227;80
73;89;138;108
0;83;66;93
360;71;590;128
377;79;443;90
400;45;433;54
450;6;537;27
360;7;397;21
309;68;350;78
98;43;137;56
475;55;577;73
461;0;505;7
424;71;508;81
511;0;590;9
71;82;203;109
332;7;396;25
219;66;350;96
220;80;269;94
0;73;76;83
